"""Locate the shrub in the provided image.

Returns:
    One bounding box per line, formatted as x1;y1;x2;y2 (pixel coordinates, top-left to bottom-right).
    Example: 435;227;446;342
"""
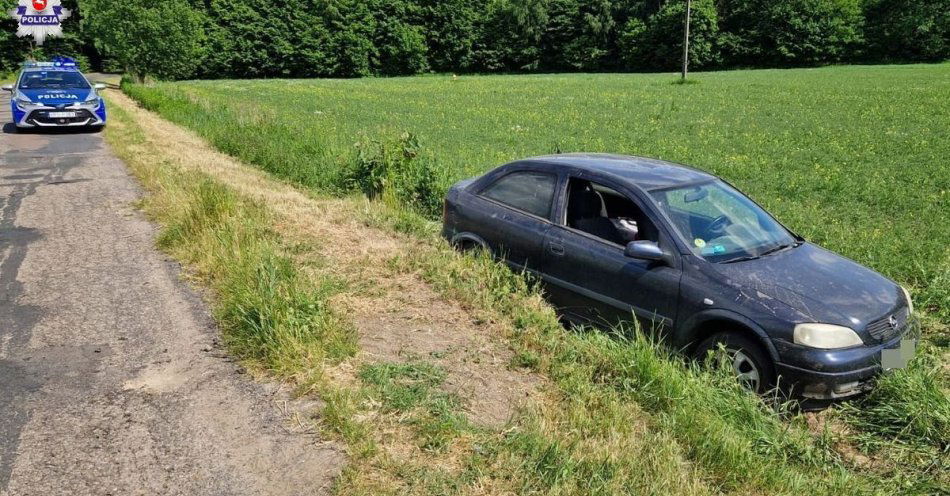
342;133;443;218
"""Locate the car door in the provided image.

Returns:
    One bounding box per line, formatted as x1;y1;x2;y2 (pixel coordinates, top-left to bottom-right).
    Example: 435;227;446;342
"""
470;169;559;272
540;175;682;334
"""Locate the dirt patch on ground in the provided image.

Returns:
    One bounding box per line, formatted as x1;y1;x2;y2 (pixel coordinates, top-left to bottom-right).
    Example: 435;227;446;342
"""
108;90;542;429
804;412;878;469
352;269;539;426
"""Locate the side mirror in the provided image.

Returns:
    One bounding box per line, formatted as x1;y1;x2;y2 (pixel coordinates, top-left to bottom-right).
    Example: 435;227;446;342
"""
1;84;13;92
94;83;107;90
624;240;665;262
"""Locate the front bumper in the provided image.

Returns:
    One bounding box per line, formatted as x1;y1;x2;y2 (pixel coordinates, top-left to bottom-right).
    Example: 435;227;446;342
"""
13;100;106;128
773;322;919;400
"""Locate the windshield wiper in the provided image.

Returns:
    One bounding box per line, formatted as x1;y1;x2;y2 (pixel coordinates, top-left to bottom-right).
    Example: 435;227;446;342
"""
720;241;800;264
721;254;761;264
758;242;797;258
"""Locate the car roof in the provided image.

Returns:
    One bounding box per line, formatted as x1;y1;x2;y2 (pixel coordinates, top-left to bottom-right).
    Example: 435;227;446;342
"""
516;153;716;191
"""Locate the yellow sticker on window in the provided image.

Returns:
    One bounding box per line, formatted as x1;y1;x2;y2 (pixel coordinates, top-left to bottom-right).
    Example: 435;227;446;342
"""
694;238;706;248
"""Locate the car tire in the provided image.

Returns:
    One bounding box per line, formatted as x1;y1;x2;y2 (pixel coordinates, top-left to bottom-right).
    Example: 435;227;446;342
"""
693;332;776;394
454;237;488;254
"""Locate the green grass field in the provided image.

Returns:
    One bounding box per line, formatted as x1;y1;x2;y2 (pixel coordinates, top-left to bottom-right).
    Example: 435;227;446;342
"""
126;65;950;326
121;64;950;494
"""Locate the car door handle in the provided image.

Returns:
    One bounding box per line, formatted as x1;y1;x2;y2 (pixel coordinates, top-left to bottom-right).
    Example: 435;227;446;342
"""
547;241;565;256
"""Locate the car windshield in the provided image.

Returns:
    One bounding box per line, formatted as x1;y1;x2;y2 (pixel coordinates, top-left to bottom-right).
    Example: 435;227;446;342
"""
651;181;797;263
18;71;89;90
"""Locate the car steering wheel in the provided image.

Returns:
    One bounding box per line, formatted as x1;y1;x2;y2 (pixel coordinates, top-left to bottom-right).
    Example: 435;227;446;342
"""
704;215;732;238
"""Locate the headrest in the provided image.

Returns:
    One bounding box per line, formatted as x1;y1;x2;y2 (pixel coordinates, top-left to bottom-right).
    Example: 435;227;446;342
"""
569;182;606;219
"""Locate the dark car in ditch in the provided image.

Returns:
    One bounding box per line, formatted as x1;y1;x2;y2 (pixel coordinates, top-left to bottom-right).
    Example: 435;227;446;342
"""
441;153;917;400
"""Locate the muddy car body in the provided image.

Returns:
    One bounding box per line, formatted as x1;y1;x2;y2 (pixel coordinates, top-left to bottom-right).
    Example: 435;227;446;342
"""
442;154;917;399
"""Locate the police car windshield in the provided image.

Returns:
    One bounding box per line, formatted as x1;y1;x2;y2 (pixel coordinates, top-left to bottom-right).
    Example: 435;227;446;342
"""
19;71;89;90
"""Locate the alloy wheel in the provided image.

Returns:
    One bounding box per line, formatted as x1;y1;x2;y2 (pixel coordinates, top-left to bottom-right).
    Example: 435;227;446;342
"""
731;349;762;392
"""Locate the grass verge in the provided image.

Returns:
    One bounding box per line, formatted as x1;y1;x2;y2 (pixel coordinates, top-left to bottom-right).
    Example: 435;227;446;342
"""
105;101;357;383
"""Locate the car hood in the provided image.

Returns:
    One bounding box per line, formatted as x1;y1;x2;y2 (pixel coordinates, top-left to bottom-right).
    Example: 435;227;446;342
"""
18;88;93;105
707;243;900;328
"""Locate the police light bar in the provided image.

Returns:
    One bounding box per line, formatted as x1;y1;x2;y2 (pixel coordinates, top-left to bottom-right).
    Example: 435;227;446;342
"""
22;56;78;69
52;56;77;67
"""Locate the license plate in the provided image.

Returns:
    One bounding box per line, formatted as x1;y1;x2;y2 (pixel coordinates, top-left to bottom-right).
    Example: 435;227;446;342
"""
48;111;76;118
881;338;916;370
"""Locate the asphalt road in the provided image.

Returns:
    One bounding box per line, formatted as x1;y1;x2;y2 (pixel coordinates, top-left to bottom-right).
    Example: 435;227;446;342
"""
0;106;342;494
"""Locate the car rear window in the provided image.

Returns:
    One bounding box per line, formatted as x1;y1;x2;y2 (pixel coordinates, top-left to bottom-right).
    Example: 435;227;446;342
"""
481;171;556;219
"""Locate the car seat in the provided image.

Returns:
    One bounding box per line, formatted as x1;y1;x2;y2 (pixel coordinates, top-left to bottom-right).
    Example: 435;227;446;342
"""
568;182;623;244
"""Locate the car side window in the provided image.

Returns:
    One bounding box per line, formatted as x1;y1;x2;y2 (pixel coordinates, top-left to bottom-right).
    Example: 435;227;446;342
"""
564;178;659;245
480;171;557;219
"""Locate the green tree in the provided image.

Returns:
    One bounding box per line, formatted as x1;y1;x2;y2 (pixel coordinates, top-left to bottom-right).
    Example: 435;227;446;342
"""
862;0;949;61
542;0;619;71
568;0;617;69
718;0;863;66
197;0;429;78
319;0;377;77
473;0;549;71
620;0;720;70
199;0;294;78
5;0;944;80
416;0;481;71
83;0;206;80
373;0;429;76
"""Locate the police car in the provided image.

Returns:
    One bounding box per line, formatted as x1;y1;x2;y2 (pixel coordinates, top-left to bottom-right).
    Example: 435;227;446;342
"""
2;57;106;130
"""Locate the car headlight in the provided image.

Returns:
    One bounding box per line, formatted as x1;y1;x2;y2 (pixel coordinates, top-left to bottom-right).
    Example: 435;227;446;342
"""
794;323;864;349
15;94;32;105
83;93;100;104
901;286;914;315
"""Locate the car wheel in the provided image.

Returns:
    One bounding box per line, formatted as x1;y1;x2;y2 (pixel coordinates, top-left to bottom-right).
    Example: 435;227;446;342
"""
454;237;488;254
693;332;776;394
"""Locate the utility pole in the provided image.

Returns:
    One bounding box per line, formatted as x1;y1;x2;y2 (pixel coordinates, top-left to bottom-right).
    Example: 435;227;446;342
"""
681;0;692;81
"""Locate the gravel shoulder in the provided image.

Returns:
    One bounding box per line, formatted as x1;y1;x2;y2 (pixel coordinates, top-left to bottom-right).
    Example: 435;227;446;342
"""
0;104;342;495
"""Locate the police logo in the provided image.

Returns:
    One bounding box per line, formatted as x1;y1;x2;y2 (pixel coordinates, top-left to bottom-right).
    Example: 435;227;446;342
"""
9;0;71;45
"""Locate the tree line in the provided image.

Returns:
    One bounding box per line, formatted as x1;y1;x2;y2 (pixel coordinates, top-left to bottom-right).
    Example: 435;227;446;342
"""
1;0;947;80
